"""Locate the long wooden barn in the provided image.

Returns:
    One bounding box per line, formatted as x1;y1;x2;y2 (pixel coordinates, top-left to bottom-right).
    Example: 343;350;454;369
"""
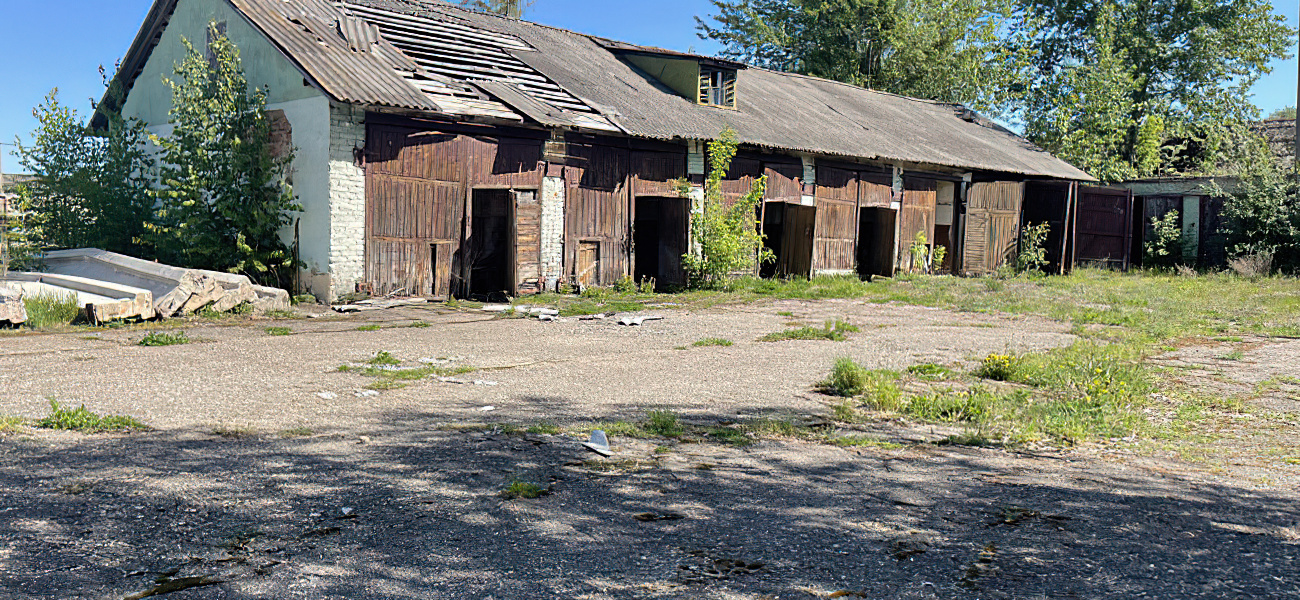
101;0;1095;302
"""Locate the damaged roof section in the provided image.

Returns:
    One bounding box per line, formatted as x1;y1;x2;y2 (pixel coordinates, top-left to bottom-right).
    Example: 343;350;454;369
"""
103;0;1091;180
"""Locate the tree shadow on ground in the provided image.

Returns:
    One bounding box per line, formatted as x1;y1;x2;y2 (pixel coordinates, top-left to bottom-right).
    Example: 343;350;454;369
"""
1;410;1298;599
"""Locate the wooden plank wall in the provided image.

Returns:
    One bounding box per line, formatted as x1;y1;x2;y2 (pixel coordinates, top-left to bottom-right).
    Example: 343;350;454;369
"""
515;190;542;293
564;142;630;286
962;181;1025;275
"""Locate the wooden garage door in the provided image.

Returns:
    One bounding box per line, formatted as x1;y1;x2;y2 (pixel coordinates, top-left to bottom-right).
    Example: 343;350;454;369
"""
962;181;1025;275
813;167;859;273
365;125;468;298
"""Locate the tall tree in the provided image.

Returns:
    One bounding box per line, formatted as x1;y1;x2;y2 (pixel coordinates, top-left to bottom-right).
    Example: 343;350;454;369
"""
1014;0;1294;179
14;88;154;255
145;24;300;287
459;0;532;18
696;0;1023;115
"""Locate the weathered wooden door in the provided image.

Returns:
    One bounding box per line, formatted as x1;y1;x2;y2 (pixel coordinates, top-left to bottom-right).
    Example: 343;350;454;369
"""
1075;186;1134;270
813;167;859;273
897;178;938;271
514;190;542;294
962;181;1025;275
566;143;629;285
781;205;816;278
365;126;467;298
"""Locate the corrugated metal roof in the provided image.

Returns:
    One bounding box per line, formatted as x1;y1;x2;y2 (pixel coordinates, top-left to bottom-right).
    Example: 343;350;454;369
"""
342;0;1090;180
107;0;1091;180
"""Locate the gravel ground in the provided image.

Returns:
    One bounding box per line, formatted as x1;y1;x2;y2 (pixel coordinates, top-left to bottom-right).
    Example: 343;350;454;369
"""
0;299;1074;431
2;300;1298;599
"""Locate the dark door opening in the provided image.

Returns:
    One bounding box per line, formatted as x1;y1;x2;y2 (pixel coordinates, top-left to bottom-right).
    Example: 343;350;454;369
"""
761;203;784;279
857;207;896;279
634;197;689;287
467;189;513;300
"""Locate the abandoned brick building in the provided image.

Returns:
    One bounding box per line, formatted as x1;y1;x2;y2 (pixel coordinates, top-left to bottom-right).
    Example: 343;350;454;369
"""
102;0;1097;301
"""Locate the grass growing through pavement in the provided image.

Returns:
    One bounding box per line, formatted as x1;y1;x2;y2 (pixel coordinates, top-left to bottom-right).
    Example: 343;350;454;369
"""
693;337;734;347
357;324;382;332
23;291;81;329
265;327;292;336
759;319;859;342
500;480;548;499
37;399;147;432
0;416;26;434
338;351;476;391
139;331;189;346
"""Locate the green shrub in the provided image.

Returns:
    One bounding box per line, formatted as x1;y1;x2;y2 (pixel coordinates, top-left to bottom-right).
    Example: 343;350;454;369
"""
139;331;189;346
1017;222;1051;273
1144;210;1187;268
819;357;869;396
36;399;146;432
682;128;775;287
23;291;80;329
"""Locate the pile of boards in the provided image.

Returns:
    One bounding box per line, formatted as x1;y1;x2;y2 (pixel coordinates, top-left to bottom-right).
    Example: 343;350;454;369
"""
0;248;290;324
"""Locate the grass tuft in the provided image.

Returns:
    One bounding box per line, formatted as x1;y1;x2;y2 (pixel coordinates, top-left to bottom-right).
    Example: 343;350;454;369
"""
139;331;189;347
23;291;80;329
265;327;292;336
357;324;382;332
759;319;858;342
500;480;548;499
693;337;734;347
818;357;869;397
645;410;684;438
36;399;146;433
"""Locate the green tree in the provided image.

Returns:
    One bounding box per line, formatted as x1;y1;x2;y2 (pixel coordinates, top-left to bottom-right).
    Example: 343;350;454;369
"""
459;0;532;18
145;24;300;288
14;88;154;254
1267;106;1297;120
682;129;774;287
1014;0;1294;179
696;0;1022;115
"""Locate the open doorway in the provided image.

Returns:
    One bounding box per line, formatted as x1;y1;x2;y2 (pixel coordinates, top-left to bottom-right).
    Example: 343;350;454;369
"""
857;207;896;279
761;203;814;278
467;189;513;300
634;197;689;287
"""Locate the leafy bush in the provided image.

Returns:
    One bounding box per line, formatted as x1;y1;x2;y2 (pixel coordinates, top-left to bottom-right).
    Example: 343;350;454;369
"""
1017;222;1051;273
1144;210;1186;268
1214;165;1299;273
682;128;775;287
37;399;146;432
139;331;189;346
143;25;301;288
23;291;80;329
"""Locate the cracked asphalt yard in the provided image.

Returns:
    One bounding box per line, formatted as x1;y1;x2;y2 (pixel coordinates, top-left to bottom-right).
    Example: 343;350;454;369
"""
2;299;1298;599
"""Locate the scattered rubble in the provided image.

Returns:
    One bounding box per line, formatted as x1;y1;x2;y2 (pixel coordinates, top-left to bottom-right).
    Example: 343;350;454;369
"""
617;315;664;326
0;285;26;325
332;298;429;313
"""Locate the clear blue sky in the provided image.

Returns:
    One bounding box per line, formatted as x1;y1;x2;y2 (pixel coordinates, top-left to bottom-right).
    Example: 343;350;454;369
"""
2;0;1297;172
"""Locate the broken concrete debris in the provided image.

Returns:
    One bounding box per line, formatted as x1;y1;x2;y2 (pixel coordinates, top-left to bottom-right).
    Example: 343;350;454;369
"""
316;392;339;401
617;316;664;327
332;298;429;313
0;248;289;322
0;285;26;325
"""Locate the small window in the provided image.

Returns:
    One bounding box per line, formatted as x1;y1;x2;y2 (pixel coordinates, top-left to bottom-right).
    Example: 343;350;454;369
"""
698;66;736;108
